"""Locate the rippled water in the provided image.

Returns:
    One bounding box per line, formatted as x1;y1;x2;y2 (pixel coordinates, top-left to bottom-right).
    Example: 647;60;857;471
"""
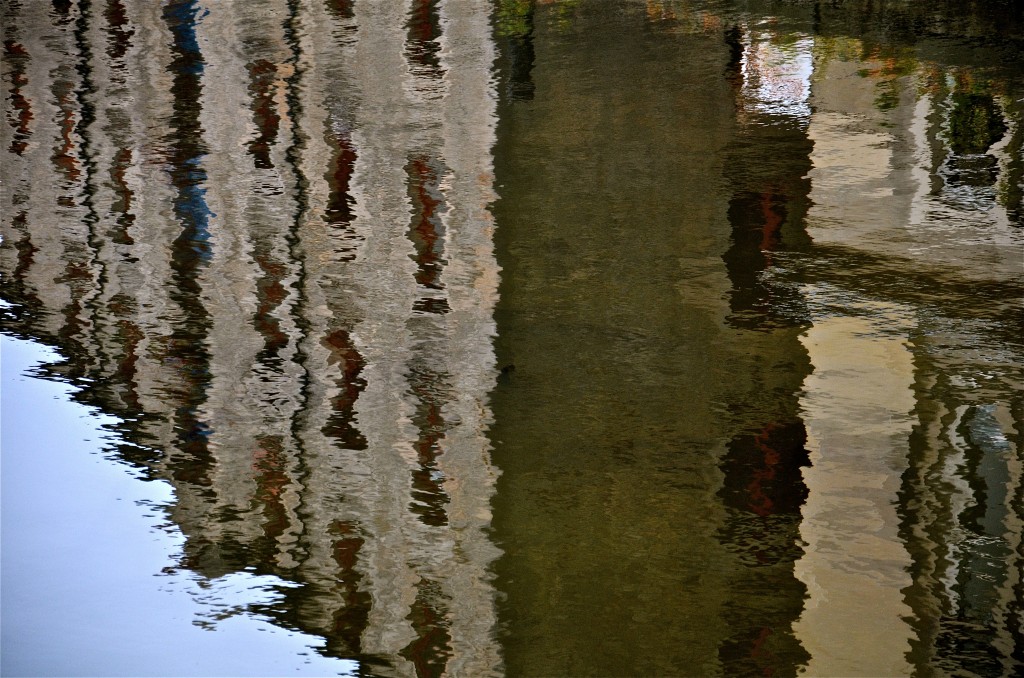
1;1;1021;676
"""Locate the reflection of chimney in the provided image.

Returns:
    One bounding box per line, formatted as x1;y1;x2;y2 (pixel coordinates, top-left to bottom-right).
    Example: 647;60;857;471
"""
496;0;536;102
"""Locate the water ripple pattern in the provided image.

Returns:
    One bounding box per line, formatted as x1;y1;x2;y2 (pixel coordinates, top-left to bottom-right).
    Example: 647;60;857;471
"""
1;1;1022;676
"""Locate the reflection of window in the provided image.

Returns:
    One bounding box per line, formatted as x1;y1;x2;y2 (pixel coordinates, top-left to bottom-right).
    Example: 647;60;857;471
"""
938;90;1010;210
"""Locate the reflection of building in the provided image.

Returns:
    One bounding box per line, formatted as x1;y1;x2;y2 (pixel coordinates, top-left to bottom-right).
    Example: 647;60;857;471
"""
716;20;815;676
807;38;1022;277
488;2;1022;675
801;35;1024;675
0;1;502;675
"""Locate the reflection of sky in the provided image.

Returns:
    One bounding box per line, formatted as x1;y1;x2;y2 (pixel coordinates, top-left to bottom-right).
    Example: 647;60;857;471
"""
165;0;213;260
742;30;813;119
0;334;356;677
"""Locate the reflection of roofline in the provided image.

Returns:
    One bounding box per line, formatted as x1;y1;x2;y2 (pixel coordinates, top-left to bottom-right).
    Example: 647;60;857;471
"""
813;5;1024;75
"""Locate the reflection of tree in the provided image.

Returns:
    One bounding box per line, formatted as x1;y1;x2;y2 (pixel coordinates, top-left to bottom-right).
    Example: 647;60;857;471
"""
1000;113;1023;226
495;0;536;101
932;72;1020;220
949;92;1007;155
494;0;534;39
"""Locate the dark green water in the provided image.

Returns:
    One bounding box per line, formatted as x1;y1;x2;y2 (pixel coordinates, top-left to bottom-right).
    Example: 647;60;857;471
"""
2;1;1022;676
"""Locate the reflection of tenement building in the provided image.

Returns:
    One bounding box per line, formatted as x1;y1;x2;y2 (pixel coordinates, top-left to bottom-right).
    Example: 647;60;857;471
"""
1;1;502;675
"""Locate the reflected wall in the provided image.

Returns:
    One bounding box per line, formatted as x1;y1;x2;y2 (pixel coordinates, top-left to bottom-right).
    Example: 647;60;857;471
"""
1;1;502;675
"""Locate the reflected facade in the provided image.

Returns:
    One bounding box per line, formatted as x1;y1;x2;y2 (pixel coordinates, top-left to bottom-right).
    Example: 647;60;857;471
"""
2;1;501;675
2;0;1022;676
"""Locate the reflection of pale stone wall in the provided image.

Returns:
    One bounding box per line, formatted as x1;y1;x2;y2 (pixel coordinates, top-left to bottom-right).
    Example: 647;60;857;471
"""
793;299;917;677
434;2;502;674
808;44;1022;281
807;53;912;258
804;44;1023;674
345;0;423;666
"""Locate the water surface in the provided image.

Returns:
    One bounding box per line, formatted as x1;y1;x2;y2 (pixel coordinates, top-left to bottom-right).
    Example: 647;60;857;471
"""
1;1;1021;676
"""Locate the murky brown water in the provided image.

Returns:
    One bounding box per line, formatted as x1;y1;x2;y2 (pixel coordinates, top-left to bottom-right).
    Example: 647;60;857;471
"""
1;1;1022;676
